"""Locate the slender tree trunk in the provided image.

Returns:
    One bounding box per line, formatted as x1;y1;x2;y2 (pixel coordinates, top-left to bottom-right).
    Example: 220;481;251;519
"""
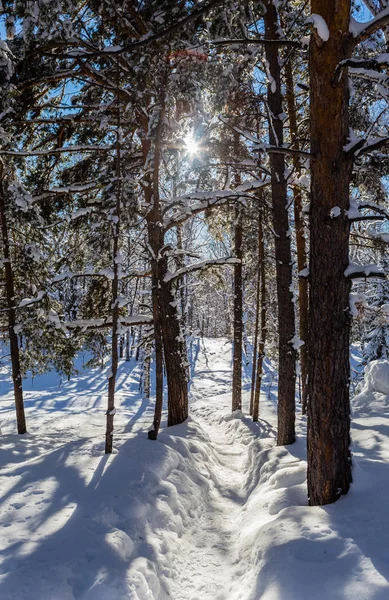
250;217;262;416
263;1;296;445
284;58;309;414
142;341;152;399
307;0;352;505
0;162;27;434
253;210;267;423
232;202;243;411
135;326;142;362
105;83;122;454
125;328;130;361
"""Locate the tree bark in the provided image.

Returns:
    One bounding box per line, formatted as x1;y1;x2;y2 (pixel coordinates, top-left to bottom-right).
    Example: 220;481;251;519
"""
232;202;243;412
284;58;309;414
253;209;267;423
0;161;27;434
263;1;296;445
307;0;353;505
146;102;188;438
250;213;262;416
105;83;122;454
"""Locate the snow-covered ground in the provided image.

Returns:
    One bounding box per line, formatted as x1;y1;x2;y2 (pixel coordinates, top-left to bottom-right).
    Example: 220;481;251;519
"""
0;338;388;599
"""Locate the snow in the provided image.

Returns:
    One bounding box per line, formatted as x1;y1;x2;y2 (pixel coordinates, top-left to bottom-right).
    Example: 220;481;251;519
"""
307;14;330;42
345;262;385;278
350;292;368;316
330;206;341;218
0;339;389;598
361;360;389;396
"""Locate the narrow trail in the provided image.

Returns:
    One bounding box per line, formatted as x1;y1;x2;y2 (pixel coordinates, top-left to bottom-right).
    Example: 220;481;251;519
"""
169;405;250;600
167;338;271;600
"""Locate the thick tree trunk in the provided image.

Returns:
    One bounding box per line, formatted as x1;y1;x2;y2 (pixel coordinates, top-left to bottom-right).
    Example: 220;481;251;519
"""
0;162;27;434
263;1;296;445
146;103;188;437
160;272;188;426
284;58;309;414
253;210;267;423
232;202;243;412
307;0;352;505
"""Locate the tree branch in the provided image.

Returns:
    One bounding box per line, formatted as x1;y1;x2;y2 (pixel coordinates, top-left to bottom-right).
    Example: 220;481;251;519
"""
353;7;389;45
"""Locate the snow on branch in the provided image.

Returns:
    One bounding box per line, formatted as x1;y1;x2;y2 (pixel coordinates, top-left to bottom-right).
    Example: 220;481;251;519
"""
306;14;330;44
354;136;389;156
163;180;269;231
163;257;240;284
64;315;153;331
219;118;312;159
351;7;389;45
345;263;386;279
209;38;302;48
52;268;150;284
0;145;114;157
40;0;225;59
334;57;389;86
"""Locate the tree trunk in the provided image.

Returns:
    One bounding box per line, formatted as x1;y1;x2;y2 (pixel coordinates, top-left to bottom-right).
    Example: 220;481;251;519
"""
250;215;262;416
263;1;296;445
284;58;309;414
105;94;122;453
0;162;27;434
146;102;188;438
147;217;165;439
142;342;152;399
125;327;131;361
160;273;189;426
307;0;352;505
232;202;243;412
253;209;267;423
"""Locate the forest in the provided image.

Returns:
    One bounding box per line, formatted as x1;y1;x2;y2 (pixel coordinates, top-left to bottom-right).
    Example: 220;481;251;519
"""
1;0;389;598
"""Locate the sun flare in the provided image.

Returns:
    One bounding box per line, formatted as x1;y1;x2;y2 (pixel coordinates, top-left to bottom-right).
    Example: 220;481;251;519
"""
184;135;199;155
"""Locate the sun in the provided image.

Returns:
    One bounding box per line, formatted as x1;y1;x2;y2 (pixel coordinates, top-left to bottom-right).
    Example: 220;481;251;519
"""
184;134;199;155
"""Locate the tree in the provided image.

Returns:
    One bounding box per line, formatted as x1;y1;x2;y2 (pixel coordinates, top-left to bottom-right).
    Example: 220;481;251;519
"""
263;0;297;446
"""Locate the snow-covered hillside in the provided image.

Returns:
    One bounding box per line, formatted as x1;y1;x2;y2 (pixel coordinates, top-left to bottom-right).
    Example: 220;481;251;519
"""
0;339;388;599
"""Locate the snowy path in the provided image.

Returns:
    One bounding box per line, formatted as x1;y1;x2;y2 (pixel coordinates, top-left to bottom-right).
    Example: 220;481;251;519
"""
163;338;277;599
168;406;248;600
1;338;389;599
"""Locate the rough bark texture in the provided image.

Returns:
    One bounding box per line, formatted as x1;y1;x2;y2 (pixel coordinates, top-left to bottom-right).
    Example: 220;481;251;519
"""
263;1;296;445
147;216;164;440
232;203;243;412
0;163;27;435
284;58;309;414
249;232;261;416
160;272;188;426
145;103;188;438
105;105;121;454
253;210;267;423
307;0;353;505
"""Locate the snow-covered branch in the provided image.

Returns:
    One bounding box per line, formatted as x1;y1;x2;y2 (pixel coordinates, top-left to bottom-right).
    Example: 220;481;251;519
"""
52;268;150;284
352;7;389;45
64;315;153;331
163;257;240;284
0;145;114;157
345;263;386;279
